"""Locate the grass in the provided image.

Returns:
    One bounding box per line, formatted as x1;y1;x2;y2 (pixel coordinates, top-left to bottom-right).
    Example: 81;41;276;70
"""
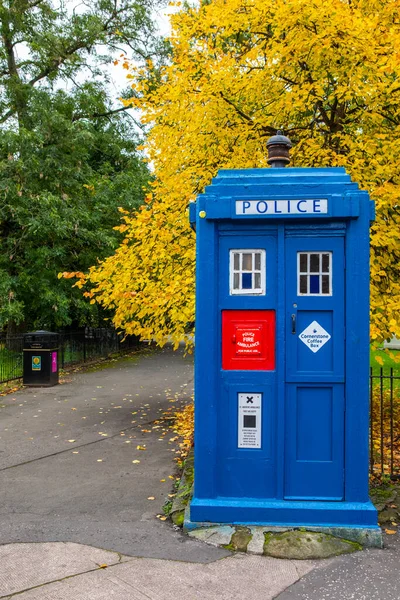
370;348;400;372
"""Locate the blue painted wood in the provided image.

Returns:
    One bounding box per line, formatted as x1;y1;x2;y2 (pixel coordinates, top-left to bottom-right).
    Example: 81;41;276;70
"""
285;384;345;500
190;166;378;530
285;235;345;384
344;191;371;503
193;194;219;500
190;497;379;527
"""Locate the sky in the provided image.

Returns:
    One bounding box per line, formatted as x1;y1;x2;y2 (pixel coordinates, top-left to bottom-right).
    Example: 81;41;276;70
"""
106;3;181;96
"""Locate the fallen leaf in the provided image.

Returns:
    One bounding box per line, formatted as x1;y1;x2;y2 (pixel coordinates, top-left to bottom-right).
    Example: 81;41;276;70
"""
97;459;103;462
136;445;146;450
160;479;166;482
147;496;155;500
68;439;76;443
72;451;79;454
385;529;397;535
132;460;140;464
99;564;108;569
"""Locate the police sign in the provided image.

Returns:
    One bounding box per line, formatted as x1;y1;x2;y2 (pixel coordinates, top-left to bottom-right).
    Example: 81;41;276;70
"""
235;199;328;215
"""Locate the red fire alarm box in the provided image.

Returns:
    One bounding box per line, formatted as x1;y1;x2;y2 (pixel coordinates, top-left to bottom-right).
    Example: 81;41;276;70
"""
222;310;275;370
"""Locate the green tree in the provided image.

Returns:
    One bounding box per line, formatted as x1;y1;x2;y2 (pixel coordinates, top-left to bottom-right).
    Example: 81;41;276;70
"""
0;0;163;330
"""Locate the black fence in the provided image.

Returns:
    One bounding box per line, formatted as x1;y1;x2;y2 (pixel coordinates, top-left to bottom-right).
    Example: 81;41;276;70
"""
0;329;141;385
370;367;400;479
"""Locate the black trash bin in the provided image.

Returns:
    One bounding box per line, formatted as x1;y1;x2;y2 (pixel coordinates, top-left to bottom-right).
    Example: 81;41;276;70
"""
23;330;59;386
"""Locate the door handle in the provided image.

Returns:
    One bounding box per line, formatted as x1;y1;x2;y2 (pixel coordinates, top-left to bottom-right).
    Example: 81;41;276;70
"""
291;314;296;334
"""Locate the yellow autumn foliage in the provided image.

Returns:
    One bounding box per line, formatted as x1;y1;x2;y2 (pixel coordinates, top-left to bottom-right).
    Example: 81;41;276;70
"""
70;0;400;348
173;402;194;461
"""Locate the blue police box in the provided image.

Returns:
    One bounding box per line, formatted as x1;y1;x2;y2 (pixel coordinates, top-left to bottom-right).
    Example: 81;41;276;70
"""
188;133;379;534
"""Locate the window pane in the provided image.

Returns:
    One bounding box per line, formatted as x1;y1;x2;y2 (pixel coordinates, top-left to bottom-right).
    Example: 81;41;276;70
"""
310;254;319;272
299;253;308;272
254;253;261;271
242;253;252;271
242;273;252;289
322;253;330;273
233;253;240;270
233;273;240;289
299;275;308;294
254;273;261;289
309;274;320;293
322;275;330;294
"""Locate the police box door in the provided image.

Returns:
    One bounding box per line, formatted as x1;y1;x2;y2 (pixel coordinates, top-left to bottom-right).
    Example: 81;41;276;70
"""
284;233;345;500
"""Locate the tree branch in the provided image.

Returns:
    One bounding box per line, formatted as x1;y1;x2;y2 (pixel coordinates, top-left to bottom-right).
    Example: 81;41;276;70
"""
72;104;132;121
218;92;254;124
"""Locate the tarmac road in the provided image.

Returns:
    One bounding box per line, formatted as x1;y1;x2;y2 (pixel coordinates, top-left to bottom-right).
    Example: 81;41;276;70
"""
0;345;226;562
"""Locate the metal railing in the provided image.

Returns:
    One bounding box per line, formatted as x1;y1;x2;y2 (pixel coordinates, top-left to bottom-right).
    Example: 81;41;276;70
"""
370;367;400;479
0;328;140;384
0;334;24;383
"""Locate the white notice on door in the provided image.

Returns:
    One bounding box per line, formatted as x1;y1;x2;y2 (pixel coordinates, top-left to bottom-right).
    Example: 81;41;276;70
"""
299;320;331;353
238;393;262;449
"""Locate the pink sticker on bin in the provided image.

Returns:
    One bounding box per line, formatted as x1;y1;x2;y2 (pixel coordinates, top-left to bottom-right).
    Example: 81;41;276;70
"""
51;352;57;373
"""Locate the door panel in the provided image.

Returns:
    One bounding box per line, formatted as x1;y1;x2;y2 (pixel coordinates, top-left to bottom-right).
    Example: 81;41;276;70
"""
285;235;345;500
295;310;334;375
286;237;345;382
217;378;276;498
218;231;277;499
285;384;345;500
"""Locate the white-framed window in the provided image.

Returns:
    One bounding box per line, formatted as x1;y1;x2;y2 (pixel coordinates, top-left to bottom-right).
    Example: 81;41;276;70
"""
230;249;266;295
297;252;332;296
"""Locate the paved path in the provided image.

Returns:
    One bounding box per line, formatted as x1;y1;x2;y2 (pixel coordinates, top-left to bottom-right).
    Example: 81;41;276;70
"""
0;345;226;562
0;345;398;599
0;542;314;599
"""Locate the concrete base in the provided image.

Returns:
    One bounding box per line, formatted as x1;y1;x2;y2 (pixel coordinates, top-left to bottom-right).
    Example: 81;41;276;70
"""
184;505;383;551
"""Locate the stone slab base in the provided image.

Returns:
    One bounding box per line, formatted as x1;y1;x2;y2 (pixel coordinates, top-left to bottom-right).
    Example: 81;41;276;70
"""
184;505;383;553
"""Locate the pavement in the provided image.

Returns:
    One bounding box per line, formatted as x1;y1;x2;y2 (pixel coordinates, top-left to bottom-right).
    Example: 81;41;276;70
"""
0;345;399;599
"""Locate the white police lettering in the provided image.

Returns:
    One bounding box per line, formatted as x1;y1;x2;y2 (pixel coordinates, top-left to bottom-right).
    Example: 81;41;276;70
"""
236;199;328;215
299;321;331;353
